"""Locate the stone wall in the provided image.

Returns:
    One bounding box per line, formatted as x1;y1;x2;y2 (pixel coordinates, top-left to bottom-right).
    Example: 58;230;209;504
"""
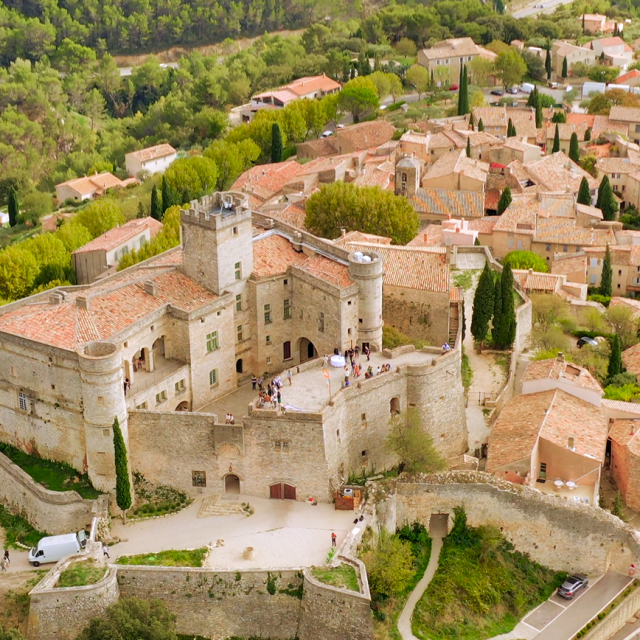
581;584;640;640
0;450;107;535
392;472;640;574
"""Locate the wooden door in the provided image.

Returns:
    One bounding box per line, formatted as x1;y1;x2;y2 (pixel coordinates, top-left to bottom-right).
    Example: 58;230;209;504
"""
283;484;296;500
270;483;282;499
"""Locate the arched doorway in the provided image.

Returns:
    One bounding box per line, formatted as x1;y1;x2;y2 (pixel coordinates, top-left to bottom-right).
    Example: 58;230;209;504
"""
225;474;240;494
152;336;165;358
236;358;243;374
390;397;400;414
299;338;317;363
175;401;189;411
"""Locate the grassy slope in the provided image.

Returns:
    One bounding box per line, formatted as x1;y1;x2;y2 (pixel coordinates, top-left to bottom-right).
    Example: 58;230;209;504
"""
311;564;359;592
115;548;207;567
56;560;106;588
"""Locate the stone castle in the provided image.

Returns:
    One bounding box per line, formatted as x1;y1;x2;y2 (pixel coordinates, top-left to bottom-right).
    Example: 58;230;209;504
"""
0;191;466;502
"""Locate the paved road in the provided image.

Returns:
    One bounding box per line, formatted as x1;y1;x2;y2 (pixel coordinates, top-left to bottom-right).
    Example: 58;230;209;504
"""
512;0;576;19
539;572;632;640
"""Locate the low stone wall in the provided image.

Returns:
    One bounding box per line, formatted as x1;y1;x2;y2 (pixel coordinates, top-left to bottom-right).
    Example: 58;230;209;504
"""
580;584;640;640
0;450;108;534
391;472;640;574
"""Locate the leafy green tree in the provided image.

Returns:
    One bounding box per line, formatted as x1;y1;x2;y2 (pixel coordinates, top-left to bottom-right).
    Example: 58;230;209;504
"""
22;191;53;220
471;263;495;345
562;56;568;78
7;187;19;228
495;50;527;90
77;597;177;640
569;132;580;163
386;407;447;474
552;124;560;153
608;334;623;381
112;416;132;523
388;74;404;103
457;65;469;116
600;244;613;297
0;245;39;300
466;137;471;158
271;122;283;163
306;182;418;245
497;186;512;215
369;71;391;102
362;531;416;598
577;177;592;206
545;48;552;79
150;185;162;221
56;221;92;254
405;65;431;99
493;263;516;349
337;77;379;123
588;65;619;83
204;139;260;190
75;200;125;239
503;251;549;272
164;157;218;203
599;175;619;222
0;626;26;640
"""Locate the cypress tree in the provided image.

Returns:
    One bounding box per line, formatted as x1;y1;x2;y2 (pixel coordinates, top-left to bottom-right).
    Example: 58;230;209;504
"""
112;416;132;523
600;244;612;297
471;262;495;345
545;48;552;79
271;122;283;163
458;65;469;115
161;176;173;213
478;118;484;132
492;272;502;343
507;118;513;137
552;124;560;153
584;127;592;142
599;175;619;221
430;69;434;87
494;263;516;349
562;56;568;78
150;184;162;220
577;177;592;206
7;187;19;227
497;186;512;215
535;102;543;129
466;136;471;158
582;13;586;31
527;86;539;108
569;132;580;163
469;112;475;129
137;201;146;219
608;334;622;381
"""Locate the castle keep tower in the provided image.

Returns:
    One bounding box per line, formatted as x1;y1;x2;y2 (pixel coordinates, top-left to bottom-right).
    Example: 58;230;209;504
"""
180;191;253;295
348;251;383;352
78;341;129;493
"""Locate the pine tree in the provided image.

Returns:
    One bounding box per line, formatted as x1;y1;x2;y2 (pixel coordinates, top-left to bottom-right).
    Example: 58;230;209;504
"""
600;243;613;297
161;176;173;213
569;132;580;163
577;177;592;206
552;124;560;153
271;122;283;163
150;185;162;220
471;263;495;345
477;118;484;132
469;112;475;129
535;102;543;129
137;201;146;219
7;187;19;227
497;186;512;215
598;175;619;222
545;48;552;80
562;56;568;78
584;127;591;142
466;136;471;158
112;416;132;523
608;334;622;381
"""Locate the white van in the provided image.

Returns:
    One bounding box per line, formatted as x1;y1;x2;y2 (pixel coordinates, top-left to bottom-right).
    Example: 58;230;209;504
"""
29;531;87;566
521;83;535;94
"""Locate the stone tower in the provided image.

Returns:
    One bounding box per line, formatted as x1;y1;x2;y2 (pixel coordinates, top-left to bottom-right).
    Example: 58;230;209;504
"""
395;155;421;197
180;191;253;295
78;340;129;493
348;251;383;352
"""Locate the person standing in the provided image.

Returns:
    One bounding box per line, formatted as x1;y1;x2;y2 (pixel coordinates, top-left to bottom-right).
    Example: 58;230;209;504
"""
287;369;293;386
331;532;337;547
102;544;110;559
251;375;257;390
3;549;9;567
277;390;282;408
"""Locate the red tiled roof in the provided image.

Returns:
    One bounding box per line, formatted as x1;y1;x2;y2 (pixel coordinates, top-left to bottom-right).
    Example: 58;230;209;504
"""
294;254;353;289
616;69;640;85
73;218;163;254
522;357;603;393
252;234;308;278
623;342;640;378
126;144;176;163
231;161;307;204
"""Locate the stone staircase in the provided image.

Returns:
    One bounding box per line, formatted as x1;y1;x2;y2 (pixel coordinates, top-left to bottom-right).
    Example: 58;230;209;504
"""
198;495;246;518
449;315;459;345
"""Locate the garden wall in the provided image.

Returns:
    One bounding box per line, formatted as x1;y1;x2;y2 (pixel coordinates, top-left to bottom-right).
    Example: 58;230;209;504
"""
581;585;640;640
0;450;108;535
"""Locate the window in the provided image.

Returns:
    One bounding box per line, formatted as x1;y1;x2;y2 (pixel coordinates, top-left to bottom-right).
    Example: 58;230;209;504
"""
319;312;325;333
517;240;523;250
122;246;129;256
507;238;514;249
284;279;288;285
266;356;272;365
209;369;218;386
237;324;243;342
18;392;28;412
274;440;290;452
266;335;271;345
539;462;547;479
336;429;341;443
140;237;147;248
206;331;219;352
283;341;292;360
284;299;291;319
234;262;242;280
232;226;238;235
175;379;185;394
155;390;167;404
590;274;597;284
236;294;242;311
136;402;148;410
275;441;282;451
576;246;581;252
619;270;622;275
591;258;598;268
562;245;569;252
546;244;551;251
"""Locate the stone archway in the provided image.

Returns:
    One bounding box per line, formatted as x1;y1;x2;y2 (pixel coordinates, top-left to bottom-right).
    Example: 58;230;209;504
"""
299;337;317;363
175;401;189;411
224;474;240;494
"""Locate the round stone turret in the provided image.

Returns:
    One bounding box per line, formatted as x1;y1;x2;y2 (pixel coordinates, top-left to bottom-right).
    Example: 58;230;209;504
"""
348;251;383;352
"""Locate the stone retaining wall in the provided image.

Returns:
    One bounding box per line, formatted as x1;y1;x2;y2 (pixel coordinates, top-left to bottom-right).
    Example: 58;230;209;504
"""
581;584;640;640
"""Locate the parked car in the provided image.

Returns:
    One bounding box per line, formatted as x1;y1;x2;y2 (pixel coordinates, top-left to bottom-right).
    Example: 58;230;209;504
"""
577;336;598;348
29;531;88;567
521;82;535;94
449;83;459;91
490;89;504;96
508;86;519;94
557;574;588;599
321;130;334;138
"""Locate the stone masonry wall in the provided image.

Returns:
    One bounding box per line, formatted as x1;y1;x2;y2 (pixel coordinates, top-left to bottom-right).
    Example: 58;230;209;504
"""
0;451;107;535
393;472;640;574
117;567;303;640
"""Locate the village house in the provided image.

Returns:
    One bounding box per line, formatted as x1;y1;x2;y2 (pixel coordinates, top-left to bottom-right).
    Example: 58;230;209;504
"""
586;36;634;69
417;38;497;84
609;106;640;145
615;69;640;87
420;149;489;193
580;13;620;35
545;122;589;155
125;144;177;178
551;41;598;80
55;172;136;202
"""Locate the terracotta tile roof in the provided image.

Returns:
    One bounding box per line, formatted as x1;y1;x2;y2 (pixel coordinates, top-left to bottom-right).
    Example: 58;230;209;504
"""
545;121;588;141
610;296;640;317
534;217;616;246
513;269;560;292
428;131;458;150
334;121;395;151
610;106;640;123
623;343;640;377
252;233;308;278
253;74;341;102
523;152;599;193
274;203;307;230
485;188;501;211
126;144;176;163
472;107;506;129
410;189;484;218
468;217;498;234
450;287;464;302
422;149;489;183
575;203;603;219
420;37;496;61
487;389;607;470
56;172;124;197
567;113;596;127
493;193;575;234
591;115;629;137
602;399;640;416
346;242;449;292
294;254;353;289
231;160;306;204
589;36;631;50
336;231;392;246
522;357;603;393
609;419;640;456
616;69;640;84
597;157;640;174
73;218;163;254
297;137;338;157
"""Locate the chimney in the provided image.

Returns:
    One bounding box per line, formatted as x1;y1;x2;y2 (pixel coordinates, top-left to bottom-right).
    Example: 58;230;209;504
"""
529;268;533;275
557;352;565;362
567;436;575;450
76;296;89;310
144;280;157;296
49;292;65;305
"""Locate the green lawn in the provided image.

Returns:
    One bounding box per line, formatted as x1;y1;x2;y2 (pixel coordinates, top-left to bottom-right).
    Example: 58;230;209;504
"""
412;507;565;640
115;548;207;567
312;564;359;592
56;560;106;588
0;442;101;499
0;504;46;549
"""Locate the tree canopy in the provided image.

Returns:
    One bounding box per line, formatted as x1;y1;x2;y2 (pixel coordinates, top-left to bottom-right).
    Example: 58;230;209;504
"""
503;251;549;273
471;262;495;344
